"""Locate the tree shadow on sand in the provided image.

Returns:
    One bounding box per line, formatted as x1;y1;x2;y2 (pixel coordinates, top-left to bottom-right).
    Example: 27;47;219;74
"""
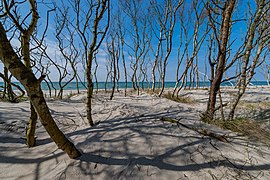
1;98;270;179
62;108;270;179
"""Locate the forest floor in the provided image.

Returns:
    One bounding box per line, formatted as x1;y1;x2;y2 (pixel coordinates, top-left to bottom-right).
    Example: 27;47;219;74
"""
0;87;270;179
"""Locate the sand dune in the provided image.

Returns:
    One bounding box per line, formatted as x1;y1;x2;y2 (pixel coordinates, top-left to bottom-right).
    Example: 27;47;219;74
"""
0;89;270;179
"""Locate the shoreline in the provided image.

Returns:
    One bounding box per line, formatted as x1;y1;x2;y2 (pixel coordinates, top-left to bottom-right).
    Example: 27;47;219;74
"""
2;81;270;92
7;85;270;103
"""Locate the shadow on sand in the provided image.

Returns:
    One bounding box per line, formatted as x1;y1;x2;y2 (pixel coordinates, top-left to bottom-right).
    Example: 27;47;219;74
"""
1;98;270;179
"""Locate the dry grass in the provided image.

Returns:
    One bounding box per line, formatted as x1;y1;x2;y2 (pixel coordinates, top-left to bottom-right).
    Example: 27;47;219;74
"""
238;102;259;111
237;101;270;112
146;88;161;95
211;118;270;145
65;91;77;99
227;91;238;97
260;101;270;107
163;91;194;104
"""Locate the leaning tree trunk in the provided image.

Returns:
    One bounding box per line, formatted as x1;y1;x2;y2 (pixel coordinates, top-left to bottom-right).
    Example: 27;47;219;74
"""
0;22;81;159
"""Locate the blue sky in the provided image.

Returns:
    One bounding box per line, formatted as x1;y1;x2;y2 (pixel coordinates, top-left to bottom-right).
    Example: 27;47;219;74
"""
0;0;268;83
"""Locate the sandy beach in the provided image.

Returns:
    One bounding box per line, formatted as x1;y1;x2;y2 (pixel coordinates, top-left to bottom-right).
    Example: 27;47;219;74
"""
0;88;270;179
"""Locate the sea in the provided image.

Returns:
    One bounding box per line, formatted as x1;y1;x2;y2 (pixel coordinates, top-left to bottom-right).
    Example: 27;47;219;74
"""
0;81;269;91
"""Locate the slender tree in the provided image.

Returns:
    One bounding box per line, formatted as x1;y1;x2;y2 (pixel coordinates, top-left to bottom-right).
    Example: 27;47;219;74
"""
228;0;270;120
55;8;80;99
106;32;120;100
173;0;209;96
120;0;150;95
149;0;183;97
60;0;110;126
0;67;25;101
203;0;237;122
86;0;110;125
116;13;128;96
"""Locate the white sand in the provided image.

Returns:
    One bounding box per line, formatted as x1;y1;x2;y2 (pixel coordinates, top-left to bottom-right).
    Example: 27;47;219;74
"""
0;88;270;179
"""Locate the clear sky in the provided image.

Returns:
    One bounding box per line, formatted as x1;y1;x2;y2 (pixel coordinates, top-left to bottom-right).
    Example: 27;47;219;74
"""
0;0;268;83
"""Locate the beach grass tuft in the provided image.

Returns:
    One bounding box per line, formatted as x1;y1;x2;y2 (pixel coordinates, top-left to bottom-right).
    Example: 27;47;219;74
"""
163;91;194;104
211;117;270;145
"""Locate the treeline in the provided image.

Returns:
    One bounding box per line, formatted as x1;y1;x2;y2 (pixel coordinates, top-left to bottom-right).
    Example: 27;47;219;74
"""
0;0;269;158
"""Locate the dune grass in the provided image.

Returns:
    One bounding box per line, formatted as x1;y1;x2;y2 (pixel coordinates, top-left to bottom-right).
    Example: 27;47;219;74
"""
211;117;270;145
163;91;194;104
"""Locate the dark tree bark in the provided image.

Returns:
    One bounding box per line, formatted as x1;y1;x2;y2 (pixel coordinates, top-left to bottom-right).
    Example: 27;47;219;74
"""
0;68;25;101
86;0;109;126
203;0;236;122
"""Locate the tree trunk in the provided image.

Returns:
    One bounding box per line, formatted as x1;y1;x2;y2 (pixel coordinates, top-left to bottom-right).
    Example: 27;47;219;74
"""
204;0;236;121
3;67;15;102
2;67;8;99
121;46;127;96
75;75;80;94
26;103;37;147
85;0;109;126
86;68;94;126
44;79;52;98
110;52;116;100
22;33;38;148
17;0;39;147
0;22;81;159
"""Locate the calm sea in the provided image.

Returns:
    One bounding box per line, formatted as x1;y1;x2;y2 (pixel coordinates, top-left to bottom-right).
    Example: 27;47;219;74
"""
0;81;269;90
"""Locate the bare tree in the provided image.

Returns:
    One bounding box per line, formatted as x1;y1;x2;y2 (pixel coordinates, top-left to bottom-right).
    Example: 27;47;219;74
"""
228;0;270;120
173;0;209;97
202;0;237;122
116;13;128;96
0;0;42;147
93;51;99;93
172;5;190;96
61;0;110;126
120;0;150;95
0;1;80;158
106;31;120;100
55;7;80;99
149;0;183;97
86;0;110;125
104;60;111;92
